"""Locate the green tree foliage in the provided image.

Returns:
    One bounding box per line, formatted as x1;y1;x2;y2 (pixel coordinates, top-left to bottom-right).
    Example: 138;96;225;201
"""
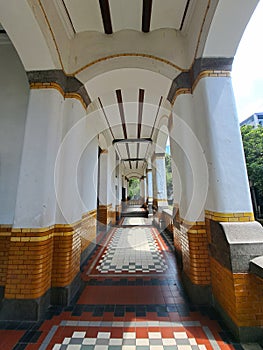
165;153;173;198
241;125;263;200
128;177;140;199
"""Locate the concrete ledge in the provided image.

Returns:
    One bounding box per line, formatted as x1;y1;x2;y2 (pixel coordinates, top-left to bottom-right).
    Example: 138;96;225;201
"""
182;272;211;305
210;221;263;272
213;296;263;343
250;256;263;279
0;289;50;321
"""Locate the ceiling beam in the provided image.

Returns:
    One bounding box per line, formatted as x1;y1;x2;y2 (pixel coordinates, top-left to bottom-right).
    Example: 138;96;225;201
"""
142;0;153;33
116;89;131;168
112;138;152;144
122;158;146;162
61;0;76;33
137;88;144;168
116;89;128;139
99;0;113;34
180;0;191;31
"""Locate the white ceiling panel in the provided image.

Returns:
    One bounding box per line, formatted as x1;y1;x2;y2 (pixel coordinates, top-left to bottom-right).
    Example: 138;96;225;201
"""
130;161;137;169
142;98;160;127
63;0;104;33
138;143;149;159
117;143;128;158
128;143;138;159
110;0;142;32
151;0;188;31
140;124;153;139
111;125;125;139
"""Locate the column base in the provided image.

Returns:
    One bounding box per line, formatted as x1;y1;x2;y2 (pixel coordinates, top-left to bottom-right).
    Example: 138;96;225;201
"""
80;242;97;267
0;289;51;321
0;272;83;321
51;272;82;306
213;296;263;343
147;200;153;217
182;272;212;305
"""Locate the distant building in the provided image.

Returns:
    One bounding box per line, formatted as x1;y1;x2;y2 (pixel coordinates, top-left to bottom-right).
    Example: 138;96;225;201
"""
240;112;263;127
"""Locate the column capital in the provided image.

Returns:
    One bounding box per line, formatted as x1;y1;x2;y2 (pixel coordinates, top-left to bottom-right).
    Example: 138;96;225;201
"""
100;149;108;154
167;57;233;104
27;70;91;109
154;152;166;159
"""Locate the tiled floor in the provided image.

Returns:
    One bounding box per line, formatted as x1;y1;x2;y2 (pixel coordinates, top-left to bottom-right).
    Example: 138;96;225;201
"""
121;218;152;226
96;227;168;274
0;215;254;349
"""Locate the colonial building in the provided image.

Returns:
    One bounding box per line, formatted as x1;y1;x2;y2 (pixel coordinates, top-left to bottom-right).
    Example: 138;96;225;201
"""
0;0;262;347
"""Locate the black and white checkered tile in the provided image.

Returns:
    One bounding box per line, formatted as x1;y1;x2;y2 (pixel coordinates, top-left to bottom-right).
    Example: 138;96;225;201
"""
53;331;207;349
96;227;168;274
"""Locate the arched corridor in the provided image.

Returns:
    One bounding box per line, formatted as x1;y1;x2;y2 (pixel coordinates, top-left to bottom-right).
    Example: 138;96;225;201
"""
0;0;262;347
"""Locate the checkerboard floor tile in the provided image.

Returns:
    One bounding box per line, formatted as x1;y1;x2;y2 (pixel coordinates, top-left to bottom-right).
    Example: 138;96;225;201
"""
96;227;168;274
122;218;153;226
52;330;209;350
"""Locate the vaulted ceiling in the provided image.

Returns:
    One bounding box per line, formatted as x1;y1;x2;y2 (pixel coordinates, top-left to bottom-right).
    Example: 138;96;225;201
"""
0;0;259;176
62;0;190;34
86;68;171;174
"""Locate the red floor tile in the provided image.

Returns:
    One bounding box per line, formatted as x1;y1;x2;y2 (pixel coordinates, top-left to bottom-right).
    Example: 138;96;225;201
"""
0;330;25;350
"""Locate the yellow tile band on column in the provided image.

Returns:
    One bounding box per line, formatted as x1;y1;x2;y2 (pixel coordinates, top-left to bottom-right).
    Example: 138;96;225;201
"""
205;210;254;222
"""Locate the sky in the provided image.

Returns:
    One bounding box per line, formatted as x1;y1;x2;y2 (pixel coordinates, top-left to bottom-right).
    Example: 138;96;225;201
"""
232;0;263;122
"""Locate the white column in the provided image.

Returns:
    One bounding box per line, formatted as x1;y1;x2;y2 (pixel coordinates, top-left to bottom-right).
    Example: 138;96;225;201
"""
146;164;153;215
152;160;157;206
143;175;147;201
170;95;205;223
153;153;168;209
193;76;253;214
14;88;63;228
140;176;145;201
98;150;108;206
55;98;93;224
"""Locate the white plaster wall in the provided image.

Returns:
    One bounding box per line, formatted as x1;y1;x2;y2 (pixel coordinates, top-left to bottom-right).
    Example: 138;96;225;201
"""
0;43;29;224
192;77;253;213
14;89;64;228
